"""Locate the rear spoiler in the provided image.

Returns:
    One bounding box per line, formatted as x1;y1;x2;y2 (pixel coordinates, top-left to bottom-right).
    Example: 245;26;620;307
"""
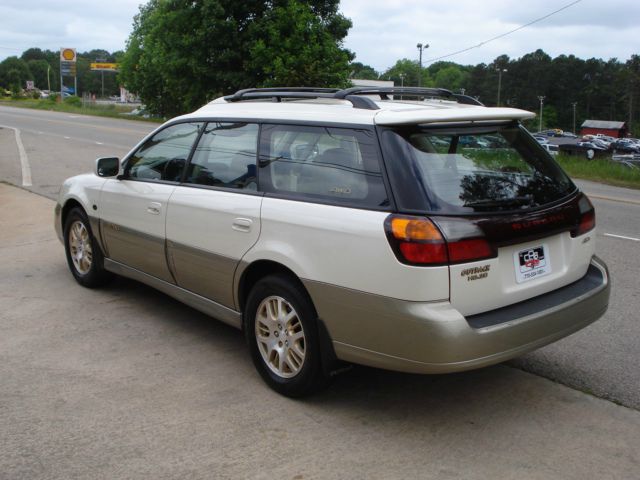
374;107;535;126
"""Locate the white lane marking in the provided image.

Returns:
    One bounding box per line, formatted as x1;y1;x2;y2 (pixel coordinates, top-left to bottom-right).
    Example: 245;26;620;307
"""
588;194;640;206
64;136;70;139
603;233;640;242
95;141;103;145
0;124;32;186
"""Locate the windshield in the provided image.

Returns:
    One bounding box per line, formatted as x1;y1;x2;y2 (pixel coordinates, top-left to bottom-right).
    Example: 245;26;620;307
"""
380;124;576;214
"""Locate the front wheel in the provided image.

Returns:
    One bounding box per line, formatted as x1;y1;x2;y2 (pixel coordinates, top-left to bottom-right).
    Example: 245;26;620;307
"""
244;274;330;397
64;207;112;288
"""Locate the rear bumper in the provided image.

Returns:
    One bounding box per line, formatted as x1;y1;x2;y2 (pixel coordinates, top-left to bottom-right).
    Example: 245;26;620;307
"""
304;256;610;374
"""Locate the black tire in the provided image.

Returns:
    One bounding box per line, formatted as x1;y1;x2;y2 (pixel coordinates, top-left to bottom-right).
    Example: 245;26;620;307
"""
63;207;112;288
244;274;330;397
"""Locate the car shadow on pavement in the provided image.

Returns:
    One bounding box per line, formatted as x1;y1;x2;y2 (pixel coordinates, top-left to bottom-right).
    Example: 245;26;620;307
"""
102;274;551;409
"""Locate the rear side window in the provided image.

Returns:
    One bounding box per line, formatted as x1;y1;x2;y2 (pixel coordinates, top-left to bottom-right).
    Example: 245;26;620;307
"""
126;122;201;182
185;122;258;190
259;125;389;209
381;124;575;214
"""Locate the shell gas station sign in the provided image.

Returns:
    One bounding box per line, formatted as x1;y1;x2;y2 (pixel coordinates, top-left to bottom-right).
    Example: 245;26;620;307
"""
59;48;77;99
60;48;76;62
90;62;119;71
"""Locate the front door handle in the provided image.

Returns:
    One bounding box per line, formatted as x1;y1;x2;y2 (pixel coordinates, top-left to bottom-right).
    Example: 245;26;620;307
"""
232;217;252;232
147;202;162;215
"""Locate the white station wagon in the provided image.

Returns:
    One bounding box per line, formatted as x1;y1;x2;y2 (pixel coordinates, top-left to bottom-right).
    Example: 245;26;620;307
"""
55;87;610;396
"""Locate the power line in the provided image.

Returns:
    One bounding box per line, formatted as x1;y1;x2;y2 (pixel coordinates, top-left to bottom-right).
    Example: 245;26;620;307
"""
424;0;583;64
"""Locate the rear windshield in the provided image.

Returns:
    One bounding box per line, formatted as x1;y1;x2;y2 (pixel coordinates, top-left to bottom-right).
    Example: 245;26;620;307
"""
380;124;576;214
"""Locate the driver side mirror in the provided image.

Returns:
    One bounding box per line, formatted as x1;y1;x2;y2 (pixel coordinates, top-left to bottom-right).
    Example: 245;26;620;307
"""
95;157;120;177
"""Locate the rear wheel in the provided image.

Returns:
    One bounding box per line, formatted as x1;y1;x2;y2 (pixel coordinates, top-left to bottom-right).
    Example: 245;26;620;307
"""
244;274;329;397
64;207;111;288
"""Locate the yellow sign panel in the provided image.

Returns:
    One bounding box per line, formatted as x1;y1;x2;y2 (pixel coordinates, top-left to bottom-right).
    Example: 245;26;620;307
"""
60;48;76;62
90;63;119;71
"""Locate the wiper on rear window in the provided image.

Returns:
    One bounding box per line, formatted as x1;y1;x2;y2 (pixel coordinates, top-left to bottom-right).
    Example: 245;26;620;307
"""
463;196;534;210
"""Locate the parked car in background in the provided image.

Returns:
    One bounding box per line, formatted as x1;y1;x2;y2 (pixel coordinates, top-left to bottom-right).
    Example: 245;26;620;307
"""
54;86;610;396
612;139;640;154
578;141;607;151
591;138;612;150
542;143;559;156
595;134;616;143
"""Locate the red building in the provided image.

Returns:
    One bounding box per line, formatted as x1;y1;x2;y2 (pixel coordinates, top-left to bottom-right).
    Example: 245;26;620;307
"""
580;120;628;138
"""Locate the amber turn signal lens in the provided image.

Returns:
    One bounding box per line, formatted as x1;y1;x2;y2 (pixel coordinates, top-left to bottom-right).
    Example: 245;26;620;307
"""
385;215;449;265
390;217;443;242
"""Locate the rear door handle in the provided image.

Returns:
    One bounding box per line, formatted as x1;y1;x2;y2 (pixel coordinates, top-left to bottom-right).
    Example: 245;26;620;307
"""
232;217;252;232
147;202;162;215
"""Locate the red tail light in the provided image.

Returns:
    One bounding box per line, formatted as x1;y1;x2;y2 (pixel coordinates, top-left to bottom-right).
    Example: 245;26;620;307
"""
572;210;595;237
385;215;496;266
447;238;494;263
571;196;596;237
385;216;448;265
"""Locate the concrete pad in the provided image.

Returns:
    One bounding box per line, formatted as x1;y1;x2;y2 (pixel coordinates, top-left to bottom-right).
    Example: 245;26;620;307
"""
1;184;639;480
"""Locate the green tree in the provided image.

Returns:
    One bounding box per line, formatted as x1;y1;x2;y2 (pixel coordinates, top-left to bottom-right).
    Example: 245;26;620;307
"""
119;0;353;117
21;48;49;62
382;58;429;87
248;1;352;87
432;65;468;91
0;57;32;91
25;59;51;90
349;61;378;80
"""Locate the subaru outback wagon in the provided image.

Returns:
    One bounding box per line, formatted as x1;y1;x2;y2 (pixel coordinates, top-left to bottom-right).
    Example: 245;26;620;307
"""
55;87;610;396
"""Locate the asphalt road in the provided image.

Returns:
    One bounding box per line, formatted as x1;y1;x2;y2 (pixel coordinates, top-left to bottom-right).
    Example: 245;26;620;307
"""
0;105;639;412
0;105;155;199
511;184;640;409
1;184;638;479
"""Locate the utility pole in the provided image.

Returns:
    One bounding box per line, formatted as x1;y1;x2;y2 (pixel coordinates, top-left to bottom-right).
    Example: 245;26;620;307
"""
496;68;507;106
47;65;50;92
538;96;545;132
571;102;578;134
417;43;428;88
629;92;633;131
399;73;405;100
96;57;106;98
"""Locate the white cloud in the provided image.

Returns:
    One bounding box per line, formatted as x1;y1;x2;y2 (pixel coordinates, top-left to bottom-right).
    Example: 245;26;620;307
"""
341;0;640;70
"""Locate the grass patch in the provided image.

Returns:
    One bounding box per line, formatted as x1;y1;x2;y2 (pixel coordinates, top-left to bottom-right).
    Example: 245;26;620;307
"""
0;98;164;123
556;154;640;190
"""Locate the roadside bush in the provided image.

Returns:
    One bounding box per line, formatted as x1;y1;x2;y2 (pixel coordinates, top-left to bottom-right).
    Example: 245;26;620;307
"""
64;96;82;107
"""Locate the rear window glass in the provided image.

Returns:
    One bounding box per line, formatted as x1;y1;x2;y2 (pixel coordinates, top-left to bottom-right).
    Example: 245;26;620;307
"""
381;124;575;214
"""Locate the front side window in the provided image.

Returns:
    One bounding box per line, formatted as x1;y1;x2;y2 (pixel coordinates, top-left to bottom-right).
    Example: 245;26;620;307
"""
259;125;389;209
185;122;258;190
126;122;201;182
381;124;576;214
